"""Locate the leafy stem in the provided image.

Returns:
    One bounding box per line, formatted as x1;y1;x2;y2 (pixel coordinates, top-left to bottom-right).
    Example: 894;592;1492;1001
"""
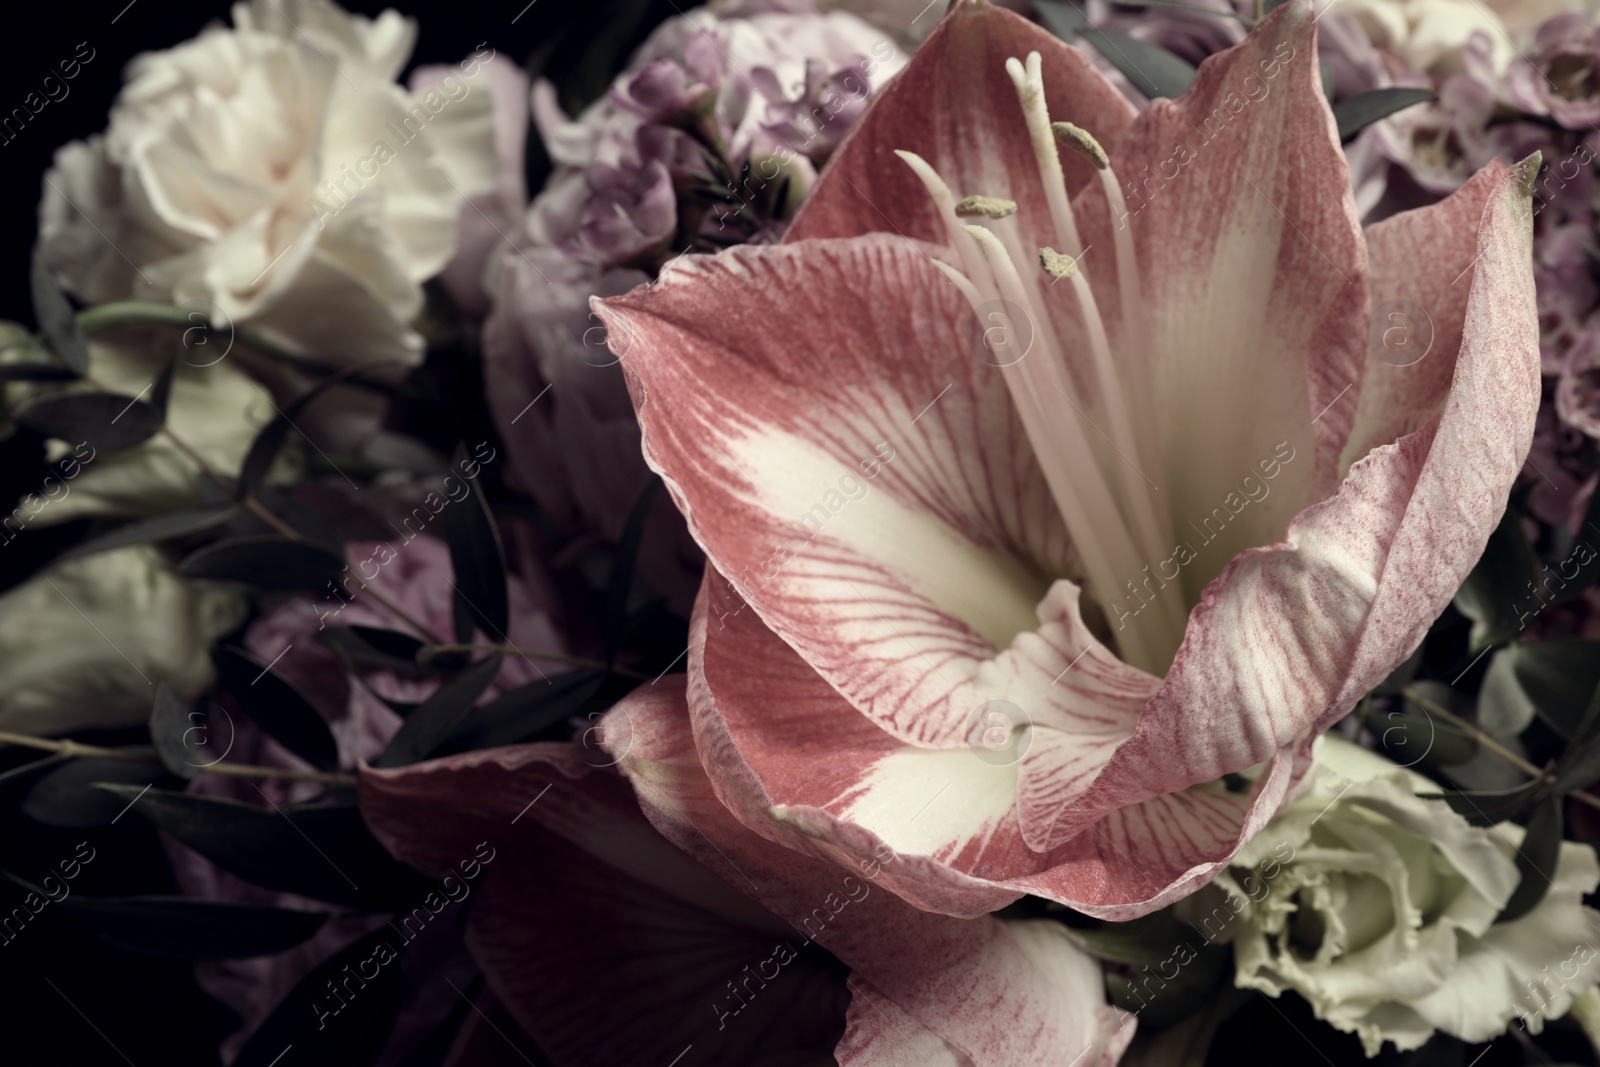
0;731;358;786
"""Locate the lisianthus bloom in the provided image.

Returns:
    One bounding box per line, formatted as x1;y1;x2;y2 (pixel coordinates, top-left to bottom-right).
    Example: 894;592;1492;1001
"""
595;0;1541;919
359;680;1132;1066
1510;12;1600;129
1188;736;1600;1055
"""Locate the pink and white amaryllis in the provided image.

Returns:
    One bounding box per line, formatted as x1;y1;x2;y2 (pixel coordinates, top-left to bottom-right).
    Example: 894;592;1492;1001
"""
595;0;1541;919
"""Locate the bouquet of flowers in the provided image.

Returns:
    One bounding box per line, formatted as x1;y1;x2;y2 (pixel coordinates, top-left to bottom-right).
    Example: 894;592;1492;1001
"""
4;0;1600;1063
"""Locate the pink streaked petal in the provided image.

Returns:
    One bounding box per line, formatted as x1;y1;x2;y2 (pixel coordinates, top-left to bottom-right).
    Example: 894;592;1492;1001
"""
1066;158;1540;826
1072;2;1368;604
837;978;972;1067
691;567;1298;920
598;237;1171;757
787;1;1136;246
1342;161;1510;469
604;679;1132;1067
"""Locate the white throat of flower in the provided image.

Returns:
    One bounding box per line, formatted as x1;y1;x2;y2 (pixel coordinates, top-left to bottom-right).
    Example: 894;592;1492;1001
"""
900;51;1185;674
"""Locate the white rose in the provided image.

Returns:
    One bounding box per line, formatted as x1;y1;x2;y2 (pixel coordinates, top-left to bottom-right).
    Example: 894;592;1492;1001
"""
1335;0;1515;73
36;0;498;371
1205;735;1600;1055
0;546;244;735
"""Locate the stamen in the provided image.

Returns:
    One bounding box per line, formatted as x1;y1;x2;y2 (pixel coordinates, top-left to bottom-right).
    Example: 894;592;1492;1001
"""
1004;52;1083;258
1051;122;1108;170
954;195;1019;219
1038;246;1078;280
930;259;984;307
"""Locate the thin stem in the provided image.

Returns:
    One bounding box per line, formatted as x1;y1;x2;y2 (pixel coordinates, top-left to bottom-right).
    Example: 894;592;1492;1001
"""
1401;687;1600;812
419;643;649;681
0;732;357;786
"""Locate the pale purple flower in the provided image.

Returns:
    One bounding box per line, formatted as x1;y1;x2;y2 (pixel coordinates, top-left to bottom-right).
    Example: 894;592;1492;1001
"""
1509;12;1600;129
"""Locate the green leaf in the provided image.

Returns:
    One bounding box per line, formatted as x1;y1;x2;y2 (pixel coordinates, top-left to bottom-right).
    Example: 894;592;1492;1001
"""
1421;780;1546;826
604;479;660;659
21;752;164;828
375;655;505;767
31;253;88;374
94;785;433;909
14;391;164;453
1062;911;1193;966
1332;87;1434;142
213;646;340;771
2;868;326;959
1504;638;1600;739
1453;507;1540;652
180;534;347;593
318;625;447;678
1081;28;1196;99
0;362;80;382
438;670;607;754
53;504;240;565
149;682;204;780
231;927;407;1067
1035;0;1088;42
443;444;508;644
1498;795;1562;923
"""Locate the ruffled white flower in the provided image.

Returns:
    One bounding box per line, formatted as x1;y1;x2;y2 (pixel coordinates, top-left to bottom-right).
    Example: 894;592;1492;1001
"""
36;0;498;370
1333;0;1517;73
1205;735;1600;1055
0;546;244;735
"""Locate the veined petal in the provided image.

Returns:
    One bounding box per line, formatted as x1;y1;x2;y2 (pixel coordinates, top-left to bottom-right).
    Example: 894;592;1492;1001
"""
787;1;1136;246
1072;1;1369;604
598;236;1104;749
1069;156;1540;824
605;678;1132;1067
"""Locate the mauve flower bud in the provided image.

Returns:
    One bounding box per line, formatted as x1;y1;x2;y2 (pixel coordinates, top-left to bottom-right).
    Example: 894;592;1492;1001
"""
1509;13;1600;129
578;159;677;263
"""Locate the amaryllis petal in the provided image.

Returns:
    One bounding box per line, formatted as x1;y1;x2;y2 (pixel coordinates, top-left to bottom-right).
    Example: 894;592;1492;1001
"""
787;2;1136;246
602;679;1134;1066
1077;155;1541;815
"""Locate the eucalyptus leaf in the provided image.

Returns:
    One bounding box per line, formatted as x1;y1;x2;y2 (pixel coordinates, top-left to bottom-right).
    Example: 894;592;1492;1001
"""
443;444;508;644
21;752;164;828
1453;507;1540;652
213;646;339;771
0;362;80;382
1422;780;1546;826
1332;87;1434;141
318;625;444;678
1381;709;1476;766
94;785;432;909
1081;28;1196;99
14;391;164;454
59;893;325;959
31;253;88;374
375;654;505;767
53;504;240;566
604;479;659;659
180;534;346;593
1503;638;1600;739
232;926;407;1067
438;670;607;754
149;682;204;780
1498;795;1562;923
1035;0;1088;42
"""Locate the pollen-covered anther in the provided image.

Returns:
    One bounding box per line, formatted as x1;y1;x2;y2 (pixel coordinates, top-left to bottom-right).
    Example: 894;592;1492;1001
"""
1051;121;1109;170
953;195;1019;219
1039;246;1078;280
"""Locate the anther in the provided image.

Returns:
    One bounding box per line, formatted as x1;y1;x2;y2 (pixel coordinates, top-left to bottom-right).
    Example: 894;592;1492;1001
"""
953;195;1019;219
1051;122;1109;170
1038;246;1078;280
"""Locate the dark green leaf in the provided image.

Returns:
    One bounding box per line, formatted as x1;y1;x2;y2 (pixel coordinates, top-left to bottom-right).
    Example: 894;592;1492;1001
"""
1504;639;1600;739
604;479;659;658
15;392;164;453
1320;60;1334;101
1452;507;1540;651
318;626;445;678
1081;28;1196;99
0;754;69;791
1061;911;1193;966
232;927;407;1067
59;893;324;959
54;505;240;565
439;670;607;753
443;444;508;643
1554;490;1600;601
180;534;346;593
1556;681;1600;791
31;253;88;373
1380;710;1477;766
94;785;432;909
149;682;204;780
1035;0;1088;41
237;367;382;494
21;753;163;828
1092;0;1253;21
213;646;339;771
0;362;80;382
1499;795;1562;922
1421;780;1547;825
375;655;505;767
148;354;178;420
1333;87;1434;141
